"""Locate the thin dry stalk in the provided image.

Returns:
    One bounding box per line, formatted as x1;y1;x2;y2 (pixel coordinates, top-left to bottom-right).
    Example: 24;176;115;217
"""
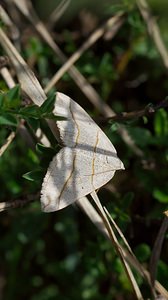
97;98;168;124
77;197;168;299
0;196;35;212
48;0;71;28
104;207;136;254
0;67;15;88
104;207;156;298
0;22;50;147
136;0;168;69
0;66;40;150
0;24;58;145
0;5;19;39
0;131;16;157
0;28;46;106
91;191;144;300
150;216;168;286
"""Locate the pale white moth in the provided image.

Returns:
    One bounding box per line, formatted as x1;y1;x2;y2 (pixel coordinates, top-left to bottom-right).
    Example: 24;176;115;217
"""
41;92;124;212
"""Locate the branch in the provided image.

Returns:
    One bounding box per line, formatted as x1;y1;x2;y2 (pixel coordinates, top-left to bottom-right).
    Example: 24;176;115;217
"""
0;194;37;212
150;216;168;287
98;98;168;124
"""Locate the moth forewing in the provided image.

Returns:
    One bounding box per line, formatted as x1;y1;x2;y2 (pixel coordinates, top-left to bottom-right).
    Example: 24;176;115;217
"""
41;92;124;212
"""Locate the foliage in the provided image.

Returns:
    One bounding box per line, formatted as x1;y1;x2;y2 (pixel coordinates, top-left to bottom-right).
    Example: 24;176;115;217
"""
0;1;168;299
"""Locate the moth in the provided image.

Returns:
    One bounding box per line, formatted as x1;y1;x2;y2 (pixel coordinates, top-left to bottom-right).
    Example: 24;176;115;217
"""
41;92;124;212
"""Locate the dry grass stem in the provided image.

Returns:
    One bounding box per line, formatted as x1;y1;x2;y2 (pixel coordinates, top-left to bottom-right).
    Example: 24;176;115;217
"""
0;28;46;106
150;217;168;286
104;207;135;254
77;196;168;299
0;131;16;157
48;0;71;28
136;0;168;69
90;191;144;300
0;67;15;88
0;4;20;46
104;207;156;297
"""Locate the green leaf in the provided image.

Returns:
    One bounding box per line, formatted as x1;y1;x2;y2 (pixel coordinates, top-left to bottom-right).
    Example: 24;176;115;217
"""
6;85;21;108
18;96;64;122
134;244;151;262
22;169;44;182
0;86;21;110
26;117;40;131
127;127;153;147
36;143;49;153
19;105;40;119
40;94;56;114
110;123;119;132
142;116;148;124
36;143;56;156
153;188;168;203
0;93;4;108
0;113;18;126
42;112;66;121
157;260;168;286
122;192;134;210
154;108;168;137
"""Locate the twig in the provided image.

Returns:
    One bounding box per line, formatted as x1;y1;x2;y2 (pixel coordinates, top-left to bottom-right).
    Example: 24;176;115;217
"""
136;0;168;69
0;195;36;212
149;216;168;286
97;98;168;124
0;131;16;157
0;56;9;69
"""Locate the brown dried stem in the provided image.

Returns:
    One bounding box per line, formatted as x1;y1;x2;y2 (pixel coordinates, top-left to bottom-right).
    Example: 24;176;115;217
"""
98;98;168;124
150;216;168;287
0;131;16;157
0;195;36;212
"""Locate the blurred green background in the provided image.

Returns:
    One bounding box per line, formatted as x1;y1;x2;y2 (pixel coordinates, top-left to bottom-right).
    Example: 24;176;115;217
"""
0;0;168;299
